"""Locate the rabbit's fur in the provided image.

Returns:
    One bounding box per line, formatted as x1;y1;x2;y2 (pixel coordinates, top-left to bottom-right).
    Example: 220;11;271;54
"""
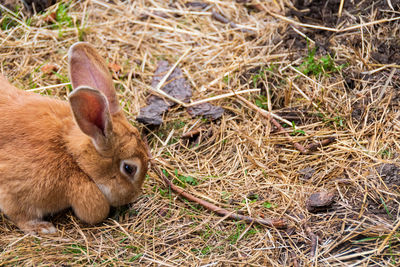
0;42;149;234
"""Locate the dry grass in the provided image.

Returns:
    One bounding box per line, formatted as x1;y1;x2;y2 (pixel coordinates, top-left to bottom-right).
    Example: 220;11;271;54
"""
1;0;400;265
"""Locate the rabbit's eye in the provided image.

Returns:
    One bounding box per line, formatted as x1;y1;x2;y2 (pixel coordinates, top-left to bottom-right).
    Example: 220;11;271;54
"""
120;160;138;178
120;159;141;180
123;163;137;176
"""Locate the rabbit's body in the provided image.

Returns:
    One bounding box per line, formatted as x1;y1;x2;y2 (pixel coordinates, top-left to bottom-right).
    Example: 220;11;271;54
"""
0;43;149;234
0;80;72;215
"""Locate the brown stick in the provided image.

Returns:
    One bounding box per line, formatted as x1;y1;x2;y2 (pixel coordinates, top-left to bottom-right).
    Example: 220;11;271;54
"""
305;224;318;258
181;127;204;138
268;114;308;154
151;163;287;229
291;252;299;267
305;137;336;152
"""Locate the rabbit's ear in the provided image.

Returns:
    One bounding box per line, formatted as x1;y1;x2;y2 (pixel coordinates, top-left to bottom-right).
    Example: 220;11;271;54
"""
69;86;113;152
68;42;120;114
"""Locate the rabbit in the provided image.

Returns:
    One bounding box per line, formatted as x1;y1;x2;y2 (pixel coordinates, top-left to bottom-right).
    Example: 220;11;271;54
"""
0;42;149;234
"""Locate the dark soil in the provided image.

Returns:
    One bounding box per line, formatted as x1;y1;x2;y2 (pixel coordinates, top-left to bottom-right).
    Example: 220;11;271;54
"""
376;163;400;188
288;0;400;27
285;0;400;53
1;0;56;14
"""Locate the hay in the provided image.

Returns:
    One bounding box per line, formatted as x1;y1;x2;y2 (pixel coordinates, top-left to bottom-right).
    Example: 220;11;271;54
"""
0;0;399;265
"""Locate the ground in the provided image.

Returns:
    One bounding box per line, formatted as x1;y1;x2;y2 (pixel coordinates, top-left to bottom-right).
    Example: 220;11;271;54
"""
0;0;399;265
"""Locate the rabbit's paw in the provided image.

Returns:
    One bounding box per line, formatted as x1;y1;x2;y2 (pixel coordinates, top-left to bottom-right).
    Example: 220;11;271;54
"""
18;220;57;235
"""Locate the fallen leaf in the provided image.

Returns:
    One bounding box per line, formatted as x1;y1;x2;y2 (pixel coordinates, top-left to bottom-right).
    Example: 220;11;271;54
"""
187;103;224;120
108;62;122;73
41;64;58;74
151;60;192;103
306;191;335;213
137;60;224;125
43;12;56;23
137;60;192;125
136;98;169;126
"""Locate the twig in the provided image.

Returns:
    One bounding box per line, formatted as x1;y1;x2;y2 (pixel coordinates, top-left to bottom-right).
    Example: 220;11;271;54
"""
186;89;260;107
181;127;204;138
237;95;336;153
340;16;400;32
265;10;339;32
305;137;336;152
264;8;400;33
377;218;400;254
151;162;287;228
305;224;318;258
236;95;307;154
269;115;308;154
291;252;299;267
338;0;345;17
236;95;293;126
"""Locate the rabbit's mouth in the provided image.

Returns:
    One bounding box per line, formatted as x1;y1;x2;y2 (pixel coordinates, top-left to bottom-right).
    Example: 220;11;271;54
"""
97;183;113;203
97;183;141;207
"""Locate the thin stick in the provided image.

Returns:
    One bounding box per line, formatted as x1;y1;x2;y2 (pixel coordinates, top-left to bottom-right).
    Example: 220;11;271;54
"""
186;89;260;107
181;127;204;138
236;95;307;154
151;162;287;228
340;16;400;32
236;95;293;126
266;11;339;32
26;82;71;92
338;0;345;18
377;218;400;254
305;224;318;258
269;113;308;154
305;137;336;152
149;48;191;107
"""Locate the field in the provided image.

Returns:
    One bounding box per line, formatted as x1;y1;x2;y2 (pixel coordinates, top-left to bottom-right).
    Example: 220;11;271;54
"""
0;0;400;265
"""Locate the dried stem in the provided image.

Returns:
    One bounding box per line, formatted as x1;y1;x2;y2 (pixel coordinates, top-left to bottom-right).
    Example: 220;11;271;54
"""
237;95;307;153
151;163;287;228
305;224;318;258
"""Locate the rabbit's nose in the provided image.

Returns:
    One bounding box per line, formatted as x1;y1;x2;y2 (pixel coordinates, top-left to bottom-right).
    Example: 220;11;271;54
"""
130;191;142;203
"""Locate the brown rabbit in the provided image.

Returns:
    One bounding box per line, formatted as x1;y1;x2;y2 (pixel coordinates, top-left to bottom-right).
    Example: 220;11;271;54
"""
0;42;149;234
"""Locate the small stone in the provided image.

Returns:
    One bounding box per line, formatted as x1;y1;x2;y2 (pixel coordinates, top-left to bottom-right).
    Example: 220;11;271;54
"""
306;191;335;213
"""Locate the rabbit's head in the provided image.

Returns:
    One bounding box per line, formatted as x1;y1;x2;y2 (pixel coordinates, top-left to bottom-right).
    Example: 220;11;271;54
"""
67;42;149;207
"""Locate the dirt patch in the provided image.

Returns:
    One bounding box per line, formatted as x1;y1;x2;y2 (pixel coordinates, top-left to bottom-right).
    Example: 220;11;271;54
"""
285;1;400;55
289;0;400;27
371;40;400;64
0;0;56;14
376;163;400;188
